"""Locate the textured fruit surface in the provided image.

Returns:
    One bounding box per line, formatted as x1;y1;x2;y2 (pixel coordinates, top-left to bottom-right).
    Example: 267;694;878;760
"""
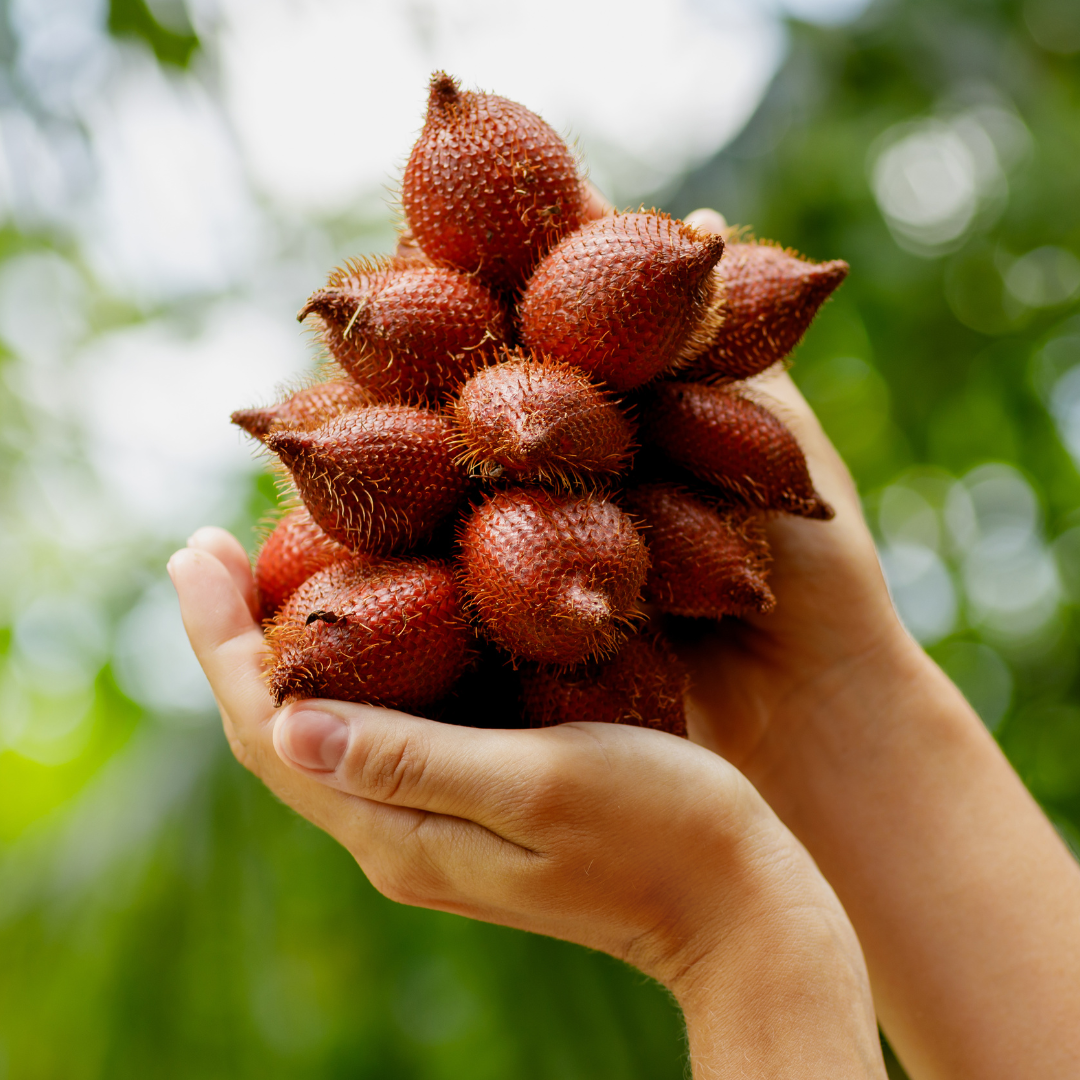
457;488;649;665
254;506;357;619
231;74;845;724
265;405;468;554
402;73;586;290
231;380;374;442
623;484;775;619
520;631;688;736
518;212;725;391
266;558;476;710
686;241;849;381
299;258;511;401
452;352;634;485
645;383;833;520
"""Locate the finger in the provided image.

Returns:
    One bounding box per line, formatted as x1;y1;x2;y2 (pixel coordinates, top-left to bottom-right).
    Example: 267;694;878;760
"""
187;526;259;619
271;702;720;917
583;180;614;219
168;546;267;728
274;698;598;837
685;208;727;236
748;370;861;516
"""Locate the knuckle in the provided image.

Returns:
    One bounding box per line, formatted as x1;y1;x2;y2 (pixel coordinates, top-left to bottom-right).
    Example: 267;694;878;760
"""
354;729;426;804
516;744;590;819
360;831;449;908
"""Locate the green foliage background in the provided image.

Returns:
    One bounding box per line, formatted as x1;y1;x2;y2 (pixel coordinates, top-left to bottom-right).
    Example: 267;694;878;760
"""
0;0;1077;1077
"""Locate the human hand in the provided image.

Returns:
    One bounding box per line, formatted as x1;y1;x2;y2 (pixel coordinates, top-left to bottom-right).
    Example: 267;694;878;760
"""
169;527;886;1078
660;209;922;813
675;210;1080;1080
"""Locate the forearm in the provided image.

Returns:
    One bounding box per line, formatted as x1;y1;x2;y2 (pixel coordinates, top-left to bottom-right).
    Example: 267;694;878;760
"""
762;632;1080;1078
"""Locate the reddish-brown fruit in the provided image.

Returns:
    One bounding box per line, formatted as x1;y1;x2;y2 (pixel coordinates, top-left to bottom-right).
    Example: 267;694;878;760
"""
299;258;511;401
451;351;635;486
457;488;649;665
231;380;375;442
685;241;849;381
517;212;725;391
266;558;476;710
520;631;688;736
623;484;775;619
265;405;468;554
644;383;833;520
401;72;586;290
254;506;357;619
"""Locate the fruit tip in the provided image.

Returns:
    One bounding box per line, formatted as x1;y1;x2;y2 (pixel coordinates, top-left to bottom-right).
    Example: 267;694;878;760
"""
428;71;461;114
264;427;313;459
683;220;726;264
231;407;269;439
558;582;613;626
297;289;344;324
812;259;850;289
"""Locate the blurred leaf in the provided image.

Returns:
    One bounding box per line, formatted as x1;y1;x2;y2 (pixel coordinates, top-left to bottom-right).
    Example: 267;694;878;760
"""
108;0;199;68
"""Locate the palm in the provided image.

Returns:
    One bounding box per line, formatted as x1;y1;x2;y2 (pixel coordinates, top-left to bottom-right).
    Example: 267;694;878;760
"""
679;372;909;803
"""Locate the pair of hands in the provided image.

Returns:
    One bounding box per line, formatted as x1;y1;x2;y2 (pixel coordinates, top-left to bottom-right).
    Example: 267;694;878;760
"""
172;300;902;1077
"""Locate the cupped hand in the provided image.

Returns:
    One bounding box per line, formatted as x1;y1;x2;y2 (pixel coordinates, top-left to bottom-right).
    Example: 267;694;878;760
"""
670;210;920;816
169;528;884;1076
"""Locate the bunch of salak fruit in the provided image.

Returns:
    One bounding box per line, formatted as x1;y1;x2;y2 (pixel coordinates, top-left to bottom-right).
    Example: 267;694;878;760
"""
230;73;847;736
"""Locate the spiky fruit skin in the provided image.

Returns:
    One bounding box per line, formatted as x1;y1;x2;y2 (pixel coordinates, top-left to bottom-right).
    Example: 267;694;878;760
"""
520;631;688;736
231;380;375;442
517;213;725;391
685;242;850;381
644;383;833;520
230;76;848;724
457;488;649;665
451;352;635;486
401;73;586;290
299;259;511;402
265;405;468;554
254;506;356;619
266;558;476;711
623;484;775;619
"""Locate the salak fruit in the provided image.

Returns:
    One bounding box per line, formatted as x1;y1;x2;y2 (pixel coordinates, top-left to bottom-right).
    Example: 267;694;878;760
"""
518;212;726;391
298;258;511;402
232;71;847;727
520;631;689;735
456;488;649;665
254;505;355;618
684;241;850;382
265;404;468;554
231;379;375;442
266;558;475;712
401;72;586;290
451;350;635;486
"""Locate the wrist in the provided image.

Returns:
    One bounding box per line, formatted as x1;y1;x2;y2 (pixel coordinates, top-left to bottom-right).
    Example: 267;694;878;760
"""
668;838;885;1078
751;625;979;821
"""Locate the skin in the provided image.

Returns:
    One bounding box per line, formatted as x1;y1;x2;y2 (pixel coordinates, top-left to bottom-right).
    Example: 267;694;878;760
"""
170;194;1080;1076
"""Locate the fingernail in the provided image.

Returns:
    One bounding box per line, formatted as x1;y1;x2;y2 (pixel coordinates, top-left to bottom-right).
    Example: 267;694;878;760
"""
278;709;349;772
